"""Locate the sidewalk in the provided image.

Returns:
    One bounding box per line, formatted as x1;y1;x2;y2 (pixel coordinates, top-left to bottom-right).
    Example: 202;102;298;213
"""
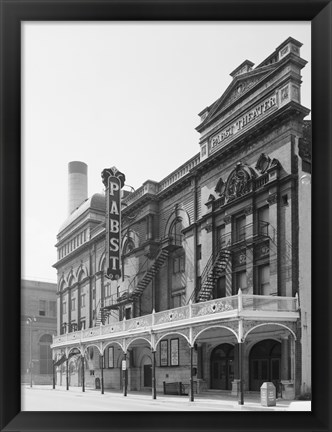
23;385;311;411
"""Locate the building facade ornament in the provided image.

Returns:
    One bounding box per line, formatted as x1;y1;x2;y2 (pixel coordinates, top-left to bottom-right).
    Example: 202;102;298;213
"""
224;215;232;225
224;162;256;203
267;193;278;206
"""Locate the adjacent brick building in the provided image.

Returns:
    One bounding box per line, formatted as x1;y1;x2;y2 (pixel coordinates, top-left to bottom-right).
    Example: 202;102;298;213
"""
21;279;57;385
51;37;311;400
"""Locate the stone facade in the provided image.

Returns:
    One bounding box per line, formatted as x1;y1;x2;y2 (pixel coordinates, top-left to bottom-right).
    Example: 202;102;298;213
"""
52;37;311;400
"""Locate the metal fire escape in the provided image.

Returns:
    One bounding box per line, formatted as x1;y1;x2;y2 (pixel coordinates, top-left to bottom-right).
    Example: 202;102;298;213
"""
96;235;182;324
190;221;280;303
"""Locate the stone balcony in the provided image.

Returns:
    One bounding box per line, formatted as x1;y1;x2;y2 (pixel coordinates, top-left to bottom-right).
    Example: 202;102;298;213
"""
52;293;299;349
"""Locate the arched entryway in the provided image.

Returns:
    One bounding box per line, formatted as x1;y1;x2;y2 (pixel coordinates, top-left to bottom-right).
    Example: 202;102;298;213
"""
249;339;281;391
210;343;235;390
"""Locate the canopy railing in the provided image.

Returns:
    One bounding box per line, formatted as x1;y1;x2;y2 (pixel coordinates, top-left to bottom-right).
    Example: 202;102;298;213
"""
52;293;299;346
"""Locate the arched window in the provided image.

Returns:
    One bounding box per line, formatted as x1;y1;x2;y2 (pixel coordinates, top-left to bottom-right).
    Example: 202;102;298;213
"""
39;334;53;374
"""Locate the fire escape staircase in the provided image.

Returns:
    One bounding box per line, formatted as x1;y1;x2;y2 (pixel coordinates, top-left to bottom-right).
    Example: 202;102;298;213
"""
196;249;231;302
96;236;182;322
190;221;286;304
129;248;169;300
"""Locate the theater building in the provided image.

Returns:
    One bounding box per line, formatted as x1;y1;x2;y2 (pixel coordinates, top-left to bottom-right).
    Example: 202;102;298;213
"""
51;37;311;400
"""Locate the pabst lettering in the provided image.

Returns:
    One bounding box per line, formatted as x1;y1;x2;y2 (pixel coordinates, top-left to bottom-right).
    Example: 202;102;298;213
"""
106;175;122;279
210;94;277;151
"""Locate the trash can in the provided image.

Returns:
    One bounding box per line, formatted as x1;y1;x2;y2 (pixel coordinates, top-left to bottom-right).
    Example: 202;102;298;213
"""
260;382;276;407
95;377;101;389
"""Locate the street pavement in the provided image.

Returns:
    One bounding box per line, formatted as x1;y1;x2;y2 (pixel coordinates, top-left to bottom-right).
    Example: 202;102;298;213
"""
21;385;311;412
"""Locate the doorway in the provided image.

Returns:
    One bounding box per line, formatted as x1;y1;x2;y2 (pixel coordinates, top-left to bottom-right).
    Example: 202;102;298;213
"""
143;364;152;387
249;339;281;391
210;343;234;390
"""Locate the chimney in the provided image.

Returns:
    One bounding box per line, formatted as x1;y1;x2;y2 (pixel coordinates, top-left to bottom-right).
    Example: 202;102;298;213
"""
68;161;88;215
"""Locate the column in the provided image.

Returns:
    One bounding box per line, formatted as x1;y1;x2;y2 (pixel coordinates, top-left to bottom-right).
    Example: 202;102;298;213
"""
81;355;85;392
238;342;244;405
52;361;56;389
190;346;194;402
67;289;71;332
244;205;254;294
100;354;104;394
196;344;203;379
267;190;279;294
123;352;127;396
66;359;69;390
224;215;232;296
280;336;289;381
151;350;156;399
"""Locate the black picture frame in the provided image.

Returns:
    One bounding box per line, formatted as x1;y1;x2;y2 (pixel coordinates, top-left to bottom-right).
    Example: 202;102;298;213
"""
0;1;331;432
160;340;168;367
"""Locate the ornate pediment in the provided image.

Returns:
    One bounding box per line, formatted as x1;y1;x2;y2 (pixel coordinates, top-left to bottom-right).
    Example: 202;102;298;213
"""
199;65;276;130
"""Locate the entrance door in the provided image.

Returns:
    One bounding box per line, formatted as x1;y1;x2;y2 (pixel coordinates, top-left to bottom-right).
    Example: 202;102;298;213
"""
210;344;234;390
143;364;152;387
249;339;281;391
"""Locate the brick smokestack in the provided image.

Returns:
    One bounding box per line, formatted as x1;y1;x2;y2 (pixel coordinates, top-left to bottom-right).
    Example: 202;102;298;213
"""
68;161;88;215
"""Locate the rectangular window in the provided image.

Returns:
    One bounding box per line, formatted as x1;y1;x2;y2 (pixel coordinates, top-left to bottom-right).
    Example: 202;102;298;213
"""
39;300;46;316
62;301;67;314
214;276;226;299
160;340;168;367
49;301;56;317
80;320;86;330
258;206;269;235
173;255;185;273
235;215;246;242
170;338;179;366
81;294;86;308
217;225;226;248
259;264;271;295
71;296;76;311
235;270;247;293
107;346;114;368
125;307;132;320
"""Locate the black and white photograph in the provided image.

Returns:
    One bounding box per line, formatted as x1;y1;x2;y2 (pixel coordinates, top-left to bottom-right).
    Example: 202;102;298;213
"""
18;21;314;413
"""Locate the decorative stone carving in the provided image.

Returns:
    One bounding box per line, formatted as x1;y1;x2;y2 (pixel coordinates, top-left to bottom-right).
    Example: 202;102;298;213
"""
280;85;289;102
224;215;232;225
280;45;289;56
215;178;225;196
244;205;253;215
255;153;271;174
193;299;234;317
267;193;278;206
224;162;256;203
154;307;189;326
292;85;300;102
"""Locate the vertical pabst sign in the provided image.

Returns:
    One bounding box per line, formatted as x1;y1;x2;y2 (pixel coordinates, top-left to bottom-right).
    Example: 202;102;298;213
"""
101;167;125;280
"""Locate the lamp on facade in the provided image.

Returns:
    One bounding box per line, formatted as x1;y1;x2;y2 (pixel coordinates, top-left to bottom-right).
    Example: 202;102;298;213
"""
26;316;37;388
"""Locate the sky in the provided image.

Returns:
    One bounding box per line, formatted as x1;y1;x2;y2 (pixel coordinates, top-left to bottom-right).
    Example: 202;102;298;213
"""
21;22;311;283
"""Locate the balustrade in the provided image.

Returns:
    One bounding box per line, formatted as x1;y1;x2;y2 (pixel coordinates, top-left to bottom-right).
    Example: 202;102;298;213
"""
52;293;298;347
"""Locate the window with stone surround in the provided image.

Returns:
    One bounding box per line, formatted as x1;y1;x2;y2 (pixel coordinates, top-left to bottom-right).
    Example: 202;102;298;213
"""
39;300;46;316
